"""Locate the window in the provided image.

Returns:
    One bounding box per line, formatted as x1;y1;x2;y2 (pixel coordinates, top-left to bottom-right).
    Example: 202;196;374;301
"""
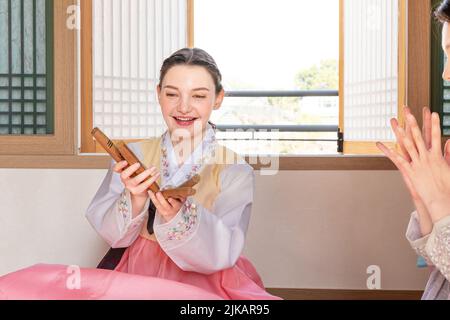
340;0;406;154
77;0;429;170
0;0;76;158
192;0;406;156
0;0;53;136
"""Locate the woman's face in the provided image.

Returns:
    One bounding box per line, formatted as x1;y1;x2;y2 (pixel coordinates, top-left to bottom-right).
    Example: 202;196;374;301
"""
442;22;450;81
157;65;224;141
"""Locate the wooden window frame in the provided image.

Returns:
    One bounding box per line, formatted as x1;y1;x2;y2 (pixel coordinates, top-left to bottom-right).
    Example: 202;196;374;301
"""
0;0;429;170
340;0;415;155
0;0;111;168
0;0;75;156
406;0;432;131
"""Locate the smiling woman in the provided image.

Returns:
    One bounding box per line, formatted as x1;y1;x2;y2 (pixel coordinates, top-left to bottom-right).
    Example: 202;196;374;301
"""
0;46;282;301
157;48;224;151
1;0;447;303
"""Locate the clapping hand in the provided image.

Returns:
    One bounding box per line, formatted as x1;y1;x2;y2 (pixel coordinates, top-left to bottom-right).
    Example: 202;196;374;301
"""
377;108;450;223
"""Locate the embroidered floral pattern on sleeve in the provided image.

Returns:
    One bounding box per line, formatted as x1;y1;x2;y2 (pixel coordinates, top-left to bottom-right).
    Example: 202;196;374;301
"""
118;191;130;220
167;201;199;241
428;223;450;281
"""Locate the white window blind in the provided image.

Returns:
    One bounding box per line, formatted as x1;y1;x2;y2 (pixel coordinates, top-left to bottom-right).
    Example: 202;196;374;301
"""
344;0;399;142
92;0;187;139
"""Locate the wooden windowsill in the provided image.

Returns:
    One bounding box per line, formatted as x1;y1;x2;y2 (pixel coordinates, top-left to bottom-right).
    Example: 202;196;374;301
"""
0;154;396;170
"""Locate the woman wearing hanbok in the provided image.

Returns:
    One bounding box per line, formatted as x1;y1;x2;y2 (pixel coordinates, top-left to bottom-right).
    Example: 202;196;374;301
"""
0;48;281;300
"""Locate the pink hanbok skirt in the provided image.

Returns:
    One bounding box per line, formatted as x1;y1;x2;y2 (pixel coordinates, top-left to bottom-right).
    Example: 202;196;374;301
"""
0;236;281;300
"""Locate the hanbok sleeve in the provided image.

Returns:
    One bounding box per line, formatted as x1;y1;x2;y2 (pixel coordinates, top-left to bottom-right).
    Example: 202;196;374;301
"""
425;215;450;281
85;142;150;248
405;211;433;266
153;163;254;275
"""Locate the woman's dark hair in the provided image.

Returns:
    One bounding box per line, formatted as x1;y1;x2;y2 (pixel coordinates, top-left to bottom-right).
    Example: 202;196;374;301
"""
435;0;450;23
159;47;224;95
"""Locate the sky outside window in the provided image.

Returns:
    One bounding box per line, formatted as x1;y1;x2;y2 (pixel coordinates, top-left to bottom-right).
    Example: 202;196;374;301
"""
194;0;339;91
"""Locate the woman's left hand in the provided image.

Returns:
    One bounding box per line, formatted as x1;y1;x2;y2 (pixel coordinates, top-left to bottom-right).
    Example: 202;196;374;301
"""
378;112;450;223
148;191;186;223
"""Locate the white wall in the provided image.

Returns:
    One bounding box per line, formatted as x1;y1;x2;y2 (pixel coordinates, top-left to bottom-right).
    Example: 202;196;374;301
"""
0;169;429;290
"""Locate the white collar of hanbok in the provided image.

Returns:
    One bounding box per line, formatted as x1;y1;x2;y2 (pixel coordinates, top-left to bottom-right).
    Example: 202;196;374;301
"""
160;123;217;189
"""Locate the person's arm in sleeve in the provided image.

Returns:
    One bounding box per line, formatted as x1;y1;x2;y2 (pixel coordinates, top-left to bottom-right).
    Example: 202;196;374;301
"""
85;143;150;248
424;215;450;281
153;164;254;274
406;211;434;266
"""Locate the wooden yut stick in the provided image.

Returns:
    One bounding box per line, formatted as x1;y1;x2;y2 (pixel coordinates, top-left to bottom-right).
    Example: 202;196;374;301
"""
91;127;200;200
161;187;197;199
91;128;125;163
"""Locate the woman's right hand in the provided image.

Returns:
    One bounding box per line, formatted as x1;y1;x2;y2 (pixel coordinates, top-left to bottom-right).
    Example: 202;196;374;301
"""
113;161;160;199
